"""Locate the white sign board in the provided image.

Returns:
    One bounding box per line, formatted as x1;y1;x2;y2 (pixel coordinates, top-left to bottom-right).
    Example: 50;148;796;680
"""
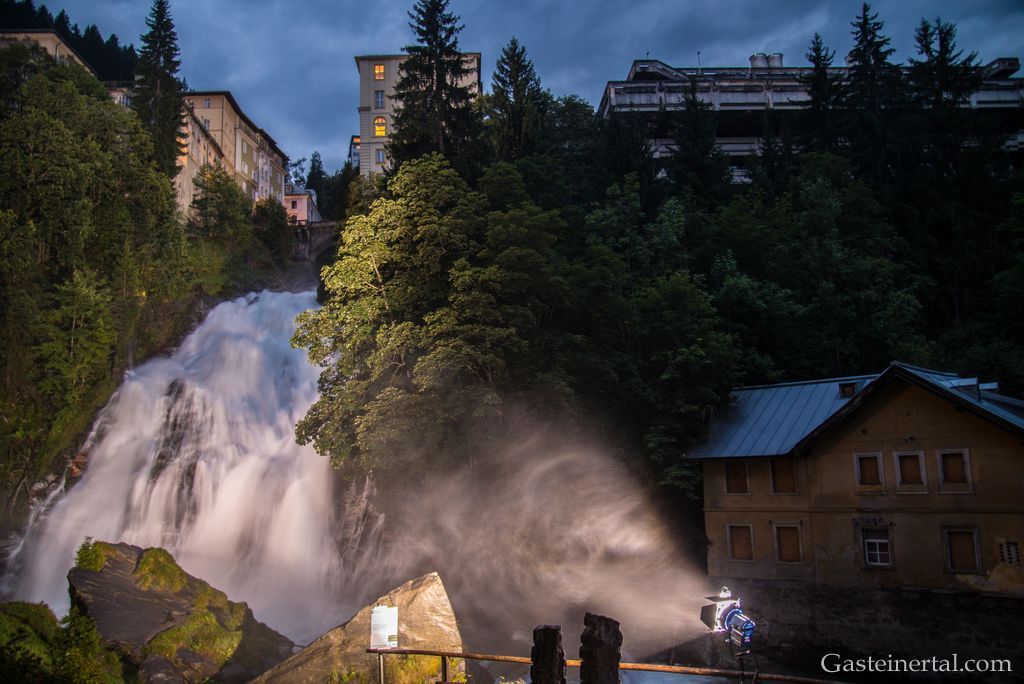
370;605;399;649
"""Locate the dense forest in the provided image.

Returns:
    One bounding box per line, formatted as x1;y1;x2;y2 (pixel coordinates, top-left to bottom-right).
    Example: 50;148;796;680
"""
0;0;293;533
295;0;1024;496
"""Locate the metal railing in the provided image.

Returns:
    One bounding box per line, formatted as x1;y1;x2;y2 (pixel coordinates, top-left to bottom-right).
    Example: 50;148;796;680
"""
367;647;841;683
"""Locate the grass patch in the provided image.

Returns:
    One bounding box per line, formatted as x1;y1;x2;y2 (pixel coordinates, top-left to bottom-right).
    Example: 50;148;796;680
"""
131;547;186;593
144;611;241;666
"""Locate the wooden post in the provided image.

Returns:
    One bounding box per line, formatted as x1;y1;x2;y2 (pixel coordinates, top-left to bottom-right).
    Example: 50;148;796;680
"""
440;655;449;682
579;612;622;684
378;652;384;684
530;624;566;684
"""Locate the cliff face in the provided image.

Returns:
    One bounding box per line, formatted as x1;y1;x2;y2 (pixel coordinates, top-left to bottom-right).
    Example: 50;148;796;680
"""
255;571;463;683
68;541;294;683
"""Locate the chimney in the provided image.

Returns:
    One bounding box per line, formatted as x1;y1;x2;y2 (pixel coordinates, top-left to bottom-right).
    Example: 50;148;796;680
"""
768;53;784;69
749;53;768;69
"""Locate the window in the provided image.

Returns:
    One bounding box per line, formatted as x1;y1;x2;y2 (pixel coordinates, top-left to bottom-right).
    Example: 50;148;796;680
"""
945;528;981;572
894;451;926;490
290;200;297;209
374;90;385;108
854;452;884;488
376;148;386;164
374;117;386;137
727;525;753;561
774;525;802;563
201;117;210;130
203;97;211;108
862;528;892;567
839;381;857;398
374;63;385;80
938;449;972;492
999;540;1020;565
724;460;748;494
770;458;796;493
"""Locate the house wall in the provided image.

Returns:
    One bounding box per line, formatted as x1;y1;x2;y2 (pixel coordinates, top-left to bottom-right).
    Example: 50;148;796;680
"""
704;379;1024;596
174;108;226;216
355;53;481;176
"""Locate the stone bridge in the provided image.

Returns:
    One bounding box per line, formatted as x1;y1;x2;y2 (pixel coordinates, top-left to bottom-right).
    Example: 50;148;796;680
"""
292;220;339;261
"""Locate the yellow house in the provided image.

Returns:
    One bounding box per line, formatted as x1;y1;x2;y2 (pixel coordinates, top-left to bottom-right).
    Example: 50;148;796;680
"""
183;91;287;205
692;362;1024;597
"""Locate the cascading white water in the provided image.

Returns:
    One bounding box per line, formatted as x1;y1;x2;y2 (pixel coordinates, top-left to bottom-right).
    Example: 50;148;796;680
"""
7;290;351;643
6;287;710;659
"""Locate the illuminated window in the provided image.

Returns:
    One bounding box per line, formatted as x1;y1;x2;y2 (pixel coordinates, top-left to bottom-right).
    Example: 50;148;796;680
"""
374;117;386;137
374;90;385;108
724;460;748;494
862;528;892;567
727;525;753;561
374;63;385;80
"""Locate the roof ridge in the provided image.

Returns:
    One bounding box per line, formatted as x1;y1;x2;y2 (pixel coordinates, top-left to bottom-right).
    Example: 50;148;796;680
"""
735;374;877;391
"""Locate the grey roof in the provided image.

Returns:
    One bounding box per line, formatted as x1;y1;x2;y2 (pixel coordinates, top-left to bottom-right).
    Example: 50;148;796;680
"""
689;362;1024;460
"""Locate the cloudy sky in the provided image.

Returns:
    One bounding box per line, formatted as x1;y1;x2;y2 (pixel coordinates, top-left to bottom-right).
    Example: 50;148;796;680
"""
45;0;1024;171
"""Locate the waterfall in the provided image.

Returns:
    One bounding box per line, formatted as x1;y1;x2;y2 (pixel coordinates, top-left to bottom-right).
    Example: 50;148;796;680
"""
6;291;353;643
6;288;709;655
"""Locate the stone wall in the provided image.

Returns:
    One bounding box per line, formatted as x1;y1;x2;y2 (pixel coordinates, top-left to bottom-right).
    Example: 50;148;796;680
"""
670;578;1024;679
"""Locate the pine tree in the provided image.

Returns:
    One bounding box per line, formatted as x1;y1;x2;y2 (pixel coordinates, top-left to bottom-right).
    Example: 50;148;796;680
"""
488;37;543;160
670;79;731;206
306;151;326;198
845;3;900;180
799;33;845;151
388;0;478;172
132;0;185;178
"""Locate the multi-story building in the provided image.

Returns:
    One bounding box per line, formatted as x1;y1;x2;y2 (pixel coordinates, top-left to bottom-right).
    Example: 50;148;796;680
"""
175;104;227;215
0;29;98;76
599;54;1024;170
283;182;323;225
348;134;361;169
184;91;287;205
354;53;482;175
690;361;1024;597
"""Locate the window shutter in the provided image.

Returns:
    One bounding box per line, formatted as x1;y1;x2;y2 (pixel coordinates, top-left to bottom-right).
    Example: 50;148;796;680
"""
776;526;801;562
725;461;748;494
729;526;753;560
771;458;796;493
941;452;967;483
899;454;922;484
947;531;978;570
858;455;881;485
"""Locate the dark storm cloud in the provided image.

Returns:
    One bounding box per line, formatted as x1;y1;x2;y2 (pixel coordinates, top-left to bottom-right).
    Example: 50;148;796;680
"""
40;1;1024;171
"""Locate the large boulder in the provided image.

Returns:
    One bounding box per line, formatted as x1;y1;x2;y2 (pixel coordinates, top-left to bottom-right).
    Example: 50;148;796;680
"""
67;541;293;682
255;571;462;683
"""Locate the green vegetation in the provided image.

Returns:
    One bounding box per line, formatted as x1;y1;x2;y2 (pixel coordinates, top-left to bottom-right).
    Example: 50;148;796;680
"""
144;611;242;664
132;0;185;178
74;538;109;572
131;547;187;593
0;603;121;683
297;2;1024;497
0;1;136;81
0;43;295;527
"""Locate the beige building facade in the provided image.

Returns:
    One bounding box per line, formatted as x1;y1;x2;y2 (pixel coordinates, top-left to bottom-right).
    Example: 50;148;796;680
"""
354;53;481;175
184;91;287;206
174;105;227;216
693;363;1024;597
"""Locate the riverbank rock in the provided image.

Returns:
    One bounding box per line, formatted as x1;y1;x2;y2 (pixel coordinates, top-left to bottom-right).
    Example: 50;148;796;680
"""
67;541;293;682
254;571;462;683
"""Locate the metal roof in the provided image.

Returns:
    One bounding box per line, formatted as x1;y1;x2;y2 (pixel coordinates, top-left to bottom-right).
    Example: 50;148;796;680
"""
688;374;876;459
689;362;1024;460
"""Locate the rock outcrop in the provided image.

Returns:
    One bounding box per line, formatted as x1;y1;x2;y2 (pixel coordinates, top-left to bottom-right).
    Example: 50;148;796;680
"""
254;571;462;683
67;541;293;682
